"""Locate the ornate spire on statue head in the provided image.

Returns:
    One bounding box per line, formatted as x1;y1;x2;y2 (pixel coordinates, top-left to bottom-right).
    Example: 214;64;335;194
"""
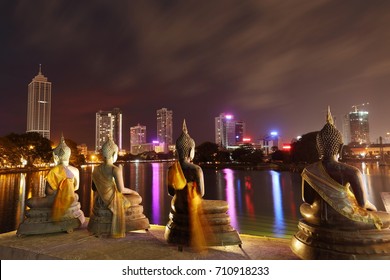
182;119;188;134
176;119;195;160
326;106;334;126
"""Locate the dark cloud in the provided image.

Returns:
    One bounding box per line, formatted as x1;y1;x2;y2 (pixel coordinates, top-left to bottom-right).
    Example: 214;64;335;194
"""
2;0;390;149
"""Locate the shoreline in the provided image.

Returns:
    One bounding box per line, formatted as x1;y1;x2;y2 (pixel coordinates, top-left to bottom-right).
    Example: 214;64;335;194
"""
0;221;298;260
2;159;383;175
0;161;305;174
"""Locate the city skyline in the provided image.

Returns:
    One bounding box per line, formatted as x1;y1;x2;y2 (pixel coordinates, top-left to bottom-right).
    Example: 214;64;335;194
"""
2;1;390;149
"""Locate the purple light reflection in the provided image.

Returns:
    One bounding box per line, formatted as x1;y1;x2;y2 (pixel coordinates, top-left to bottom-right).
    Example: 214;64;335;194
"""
152;163;160;223
223;169;238;230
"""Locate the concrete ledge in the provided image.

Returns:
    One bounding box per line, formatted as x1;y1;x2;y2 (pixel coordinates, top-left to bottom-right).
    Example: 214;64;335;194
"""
0;221;298;260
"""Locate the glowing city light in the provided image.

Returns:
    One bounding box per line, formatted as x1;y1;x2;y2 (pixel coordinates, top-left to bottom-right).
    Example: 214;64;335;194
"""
225;115;233;120
282;144;291;150
270;131;278;136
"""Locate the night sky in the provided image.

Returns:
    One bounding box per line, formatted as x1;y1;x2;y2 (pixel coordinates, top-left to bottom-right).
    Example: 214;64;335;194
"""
2;0;390;150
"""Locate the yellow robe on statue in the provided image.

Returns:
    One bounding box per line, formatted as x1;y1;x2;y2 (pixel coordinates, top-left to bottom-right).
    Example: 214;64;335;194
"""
168;161;210;250
92;165;131;238
302;161;383;229
46;165;75;221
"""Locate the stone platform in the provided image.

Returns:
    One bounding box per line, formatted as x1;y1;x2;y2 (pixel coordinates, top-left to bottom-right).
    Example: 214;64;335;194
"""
0;219;297;260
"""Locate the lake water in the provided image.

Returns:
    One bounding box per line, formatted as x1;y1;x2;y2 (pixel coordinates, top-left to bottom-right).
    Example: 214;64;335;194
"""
1;161;389;238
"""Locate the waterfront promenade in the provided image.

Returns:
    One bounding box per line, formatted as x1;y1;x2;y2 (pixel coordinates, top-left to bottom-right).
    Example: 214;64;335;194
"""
0;220;297;260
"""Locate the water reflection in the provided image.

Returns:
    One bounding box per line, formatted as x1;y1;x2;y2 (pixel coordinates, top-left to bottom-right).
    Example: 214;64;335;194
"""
152;163;161;223
244;176;255;217
223;169;238;229
349;162;390;211
2;162;390;237
16;174;26;226
270;170;285;237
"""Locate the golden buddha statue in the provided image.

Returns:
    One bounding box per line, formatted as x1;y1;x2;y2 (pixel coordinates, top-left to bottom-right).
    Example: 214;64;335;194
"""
17;136;85;235
291;107;390;259
88;137;149;238
165;120;241;251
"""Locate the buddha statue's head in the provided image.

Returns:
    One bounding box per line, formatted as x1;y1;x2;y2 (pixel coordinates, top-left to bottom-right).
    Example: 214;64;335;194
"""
176;120;195;161
316;107;343;159
53;135;71;164
101;136;119;162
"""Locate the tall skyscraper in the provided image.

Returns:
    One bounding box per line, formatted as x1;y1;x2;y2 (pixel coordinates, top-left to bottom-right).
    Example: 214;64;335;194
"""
348;107;370;144
26;65;51;139
130;124;146;154
215;113;236;148
156;108;173;152
342;114;351;145
95;108;122;152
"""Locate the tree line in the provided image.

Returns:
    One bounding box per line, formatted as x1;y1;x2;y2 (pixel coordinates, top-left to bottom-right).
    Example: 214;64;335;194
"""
0;130;327;170
0;132;85;168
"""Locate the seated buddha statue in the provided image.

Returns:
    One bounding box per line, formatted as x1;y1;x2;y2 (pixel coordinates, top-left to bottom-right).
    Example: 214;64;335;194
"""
17;136;85;236
291;107;390;259
165;120;241;251
87;137;149;238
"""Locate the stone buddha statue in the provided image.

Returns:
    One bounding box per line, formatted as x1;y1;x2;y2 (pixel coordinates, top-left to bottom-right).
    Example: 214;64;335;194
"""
165;120;241;251
17;136;85;236
291;107;390;259
87;137;149;238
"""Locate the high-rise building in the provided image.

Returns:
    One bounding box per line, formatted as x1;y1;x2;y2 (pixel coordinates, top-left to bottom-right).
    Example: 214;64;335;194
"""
26;65;51;139
342;114;350;145
348;107;370;145
130;124;147;154
95;108;122;152
235;121;246;143
156;108;173;152
215;113;236;148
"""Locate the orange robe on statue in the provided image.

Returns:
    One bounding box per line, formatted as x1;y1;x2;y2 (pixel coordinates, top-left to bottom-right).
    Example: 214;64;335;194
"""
46;165;76;221
168;161;211;250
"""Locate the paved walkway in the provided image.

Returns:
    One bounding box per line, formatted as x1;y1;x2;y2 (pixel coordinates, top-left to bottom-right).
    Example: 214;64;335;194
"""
0;222;298;260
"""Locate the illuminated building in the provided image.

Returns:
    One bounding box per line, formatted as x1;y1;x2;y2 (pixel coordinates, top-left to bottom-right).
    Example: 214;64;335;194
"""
235;121;246;143
215;113;236;148
130;124;147;155
156;108;173;152
348;108;370;144
262;131;280;155
95;108;122;152
26;65;51;139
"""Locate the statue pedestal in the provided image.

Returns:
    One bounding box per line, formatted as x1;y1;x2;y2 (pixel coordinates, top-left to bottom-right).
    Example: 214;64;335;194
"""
291;220;390;259
87;194;150;237
164;199;242;249
17;201;85;236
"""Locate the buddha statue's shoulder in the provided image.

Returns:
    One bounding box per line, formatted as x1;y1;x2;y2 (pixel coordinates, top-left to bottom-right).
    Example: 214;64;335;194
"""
194;163;203;172
67;165;79;174
302;161;322;173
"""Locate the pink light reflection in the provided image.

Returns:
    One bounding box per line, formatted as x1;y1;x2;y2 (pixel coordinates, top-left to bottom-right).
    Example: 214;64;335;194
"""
152;163;160;223
223;169;238;230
